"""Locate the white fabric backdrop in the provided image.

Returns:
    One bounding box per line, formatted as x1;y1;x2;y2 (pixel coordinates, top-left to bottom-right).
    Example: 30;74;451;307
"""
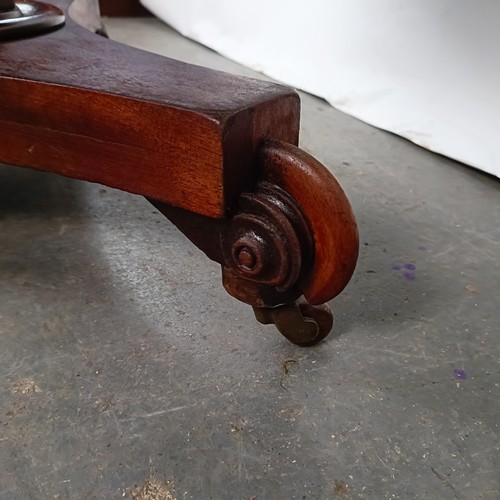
141;0;500;178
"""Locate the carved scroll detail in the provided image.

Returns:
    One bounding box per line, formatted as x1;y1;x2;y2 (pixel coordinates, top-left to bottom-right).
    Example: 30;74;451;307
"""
222;181;312;296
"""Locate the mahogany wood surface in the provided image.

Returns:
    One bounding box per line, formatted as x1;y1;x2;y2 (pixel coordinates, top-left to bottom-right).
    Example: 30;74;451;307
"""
0;0;299;218
99;0;151;17
259;141;359;306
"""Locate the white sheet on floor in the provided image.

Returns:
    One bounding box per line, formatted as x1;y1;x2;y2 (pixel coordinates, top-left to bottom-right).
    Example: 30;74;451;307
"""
141;0;500;178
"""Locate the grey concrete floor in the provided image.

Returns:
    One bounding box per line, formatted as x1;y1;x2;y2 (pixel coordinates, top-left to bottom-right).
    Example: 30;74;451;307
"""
1;17;499;500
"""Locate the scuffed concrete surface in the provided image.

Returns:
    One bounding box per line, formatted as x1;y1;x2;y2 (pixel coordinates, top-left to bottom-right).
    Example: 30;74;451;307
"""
0;18;499;499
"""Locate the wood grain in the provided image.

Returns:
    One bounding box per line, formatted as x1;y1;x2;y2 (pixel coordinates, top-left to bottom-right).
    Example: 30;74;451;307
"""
259;141;359;305
0;0;300;218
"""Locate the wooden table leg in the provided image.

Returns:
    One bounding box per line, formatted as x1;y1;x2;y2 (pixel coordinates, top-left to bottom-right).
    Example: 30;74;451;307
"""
0;0;359;345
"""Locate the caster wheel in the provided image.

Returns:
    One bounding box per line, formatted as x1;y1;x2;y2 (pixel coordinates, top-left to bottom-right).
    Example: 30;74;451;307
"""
254;299;333;347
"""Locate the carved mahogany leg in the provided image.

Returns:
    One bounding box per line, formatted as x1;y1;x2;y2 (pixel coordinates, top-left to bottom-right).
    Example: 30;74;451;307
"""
1;0;359;345
154;141;359;346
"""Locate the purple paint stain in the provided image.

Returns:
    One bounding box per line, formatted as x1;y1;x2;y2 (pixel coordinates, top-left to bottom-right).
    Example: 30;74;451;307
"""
392;262;417;280
454;369;467;380
418;245;427;251
403;271;416;281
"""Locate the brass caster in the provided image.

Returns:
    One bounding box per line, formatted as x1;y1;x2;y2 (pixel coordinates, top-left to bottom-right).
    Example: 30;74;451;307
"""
254;298;333;347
